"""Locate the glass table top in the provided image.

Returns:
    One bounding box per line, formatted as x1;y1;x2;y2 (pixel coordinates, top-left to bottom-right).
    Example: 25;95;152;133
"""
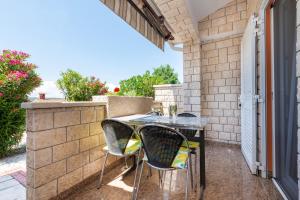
115;114;209;130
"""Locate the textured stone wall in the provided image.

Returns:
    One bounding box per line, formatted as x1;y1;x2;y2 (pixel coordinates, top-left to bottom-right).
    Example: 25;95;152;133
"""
25;103;113;200
152;0;199;43
200;36;242;144
154;84;184;115
93;96;153;117
198;0;248;41
198;0;248;144
183;41;202;116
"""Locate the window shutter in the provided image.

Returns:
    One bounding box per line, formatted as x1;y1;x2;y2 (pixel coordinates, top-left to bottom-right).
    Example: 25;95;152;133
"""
240;15;258;174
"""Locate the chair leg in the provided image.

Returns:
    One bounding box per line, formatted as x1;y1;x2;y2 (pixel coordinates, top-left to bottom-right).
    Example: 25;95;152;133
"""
189;154;194;190
133;160;145;200
185;158;190;200
158;170;162;188
97;151;109;189
162;171;167;189
194;149;198;192
147;166;152;178
168;171;173;198
132;148;142;200
124;157;129;169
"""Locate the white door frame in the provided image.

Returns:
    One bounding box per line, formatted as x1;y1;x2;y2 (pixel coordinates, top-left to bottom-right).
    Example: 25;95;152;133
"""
257;0;272;179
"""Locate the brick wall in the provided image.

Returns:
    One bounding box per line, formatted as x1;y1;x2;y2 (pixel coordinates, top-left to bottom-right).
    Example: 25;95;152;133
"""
24;103;113;200
154;84;184;115
200;36;242;143
198;0;248;143
183;41;202;116
198;0;248;41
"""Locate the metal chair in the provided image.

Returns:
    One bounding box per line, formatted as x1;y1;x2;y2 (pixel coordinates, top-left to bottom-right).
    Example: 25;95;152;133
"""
132;125;191;200
177;112;199;190
97;119;141;189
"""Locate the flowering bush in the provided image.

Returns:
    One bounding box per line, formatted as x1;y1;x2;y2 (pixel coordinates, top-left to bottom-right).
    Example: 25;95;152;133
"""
57;69;108;101
0;50;41;156
114;87;120;93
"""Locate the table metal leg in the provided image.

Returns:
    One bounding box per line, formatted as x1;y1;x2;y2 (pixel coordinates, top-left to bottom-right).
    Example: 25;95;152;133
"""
199;129;205;188
199;129;205;200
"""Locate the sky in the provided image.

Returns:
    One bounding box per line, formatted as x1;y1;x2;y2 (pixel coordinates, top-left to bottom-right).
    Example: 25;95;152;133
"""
0;0;183;97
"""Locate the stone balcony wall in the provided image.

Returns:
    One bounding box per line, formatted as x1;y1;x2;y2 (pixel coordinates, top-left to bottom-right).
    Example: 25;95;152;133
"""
22;102;116;200
154;84;184;115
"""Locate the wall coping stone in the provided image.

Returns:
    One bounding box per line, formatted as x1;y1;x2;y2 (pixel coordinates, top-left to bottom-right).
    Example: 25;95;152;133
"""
21;101;106;109
153;84;183;88
92;95;153;102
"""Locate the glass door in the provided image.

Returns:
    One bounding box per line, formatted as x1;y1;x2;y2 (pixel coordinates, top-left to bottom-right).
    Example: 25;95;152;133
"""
272;0;298;199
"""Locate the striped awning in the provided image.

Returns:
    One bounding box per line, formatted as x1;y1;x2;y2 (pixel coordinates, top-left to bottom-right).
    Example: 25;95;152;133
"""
100;0;174;50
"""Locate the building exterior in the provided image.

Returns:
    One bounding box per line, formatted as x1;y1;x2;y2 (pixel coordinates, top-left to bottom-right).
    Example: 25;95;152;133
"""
101;0;299;199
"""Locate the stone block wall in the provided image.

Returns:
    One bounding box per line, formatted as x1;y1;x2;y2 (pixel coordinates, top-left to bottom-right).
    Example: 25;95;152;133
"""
183;41;202;116
93;95;153;117
198;0;248;41
198;0;248;144
200;36;242;144
154;84;184;115
22;102;114;200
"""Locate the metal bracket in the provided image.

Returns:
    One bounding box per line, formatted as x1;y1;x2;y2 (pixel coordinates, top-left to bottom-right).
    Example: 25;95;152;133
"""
254;95;264;103
255;161;265;171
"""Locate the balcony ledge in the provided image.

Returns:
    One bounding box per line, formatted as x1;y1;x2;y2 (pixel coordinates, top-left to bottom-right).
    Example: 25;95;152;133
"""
21;101;106;109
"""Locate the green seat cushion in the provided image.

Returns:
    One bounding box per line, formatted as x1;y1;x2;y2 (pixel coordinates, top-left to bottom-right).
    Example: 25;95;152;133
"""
124;139;141;155
171;147;189;169
142;147;189;169
181;140;199;149
103;138;141;155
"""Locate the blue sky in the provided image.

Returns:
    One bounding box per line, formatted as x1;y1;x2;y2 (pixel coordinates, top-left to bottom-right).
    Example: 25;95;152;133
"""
0;0;182;97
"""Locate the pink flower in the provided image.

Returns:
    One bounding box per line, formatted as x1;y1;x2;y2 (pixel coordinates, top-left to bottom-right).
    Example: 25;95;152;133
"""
6;54;11;59
0;92;3;97
18;51;29;57
8;70;28;80
9;60;21;65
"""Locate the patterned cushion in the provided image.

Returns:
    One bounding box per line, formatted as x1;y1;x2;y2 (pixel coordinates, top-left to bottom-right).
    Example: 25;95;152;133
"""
181;140;199;149
171;147;189;169
124;139;141;155
103;139;141;155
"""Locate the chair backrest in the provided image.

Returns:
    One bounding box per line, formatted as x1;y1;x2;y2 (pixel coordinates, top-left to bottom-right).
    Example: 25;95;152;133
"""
146;111;163;116
138;125;187;169
101;119;134;156
177;113;198;138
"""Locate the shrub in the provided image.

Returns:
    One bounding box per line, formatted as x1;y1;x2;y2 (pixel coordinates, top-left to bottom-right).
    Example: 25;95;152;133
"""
57;69;108;101
119;65;180;97
0;50;41;157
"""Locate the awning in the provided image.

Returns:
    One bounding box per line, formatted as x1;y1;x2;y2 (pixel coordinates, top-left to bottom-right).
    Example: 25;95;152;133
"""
99;0;174;50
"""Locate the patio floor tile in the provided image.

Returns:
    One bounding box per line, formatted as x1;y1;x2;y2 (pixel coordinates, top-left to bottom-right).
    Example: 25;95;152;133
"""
64;142;283;200
0;175;25;200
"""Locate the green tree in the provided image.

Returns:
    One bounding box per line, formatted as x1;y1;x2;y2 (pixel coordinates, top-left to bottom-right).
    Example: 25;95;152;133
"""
152;64;180;84
57;69;108;101
119;65;179;97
